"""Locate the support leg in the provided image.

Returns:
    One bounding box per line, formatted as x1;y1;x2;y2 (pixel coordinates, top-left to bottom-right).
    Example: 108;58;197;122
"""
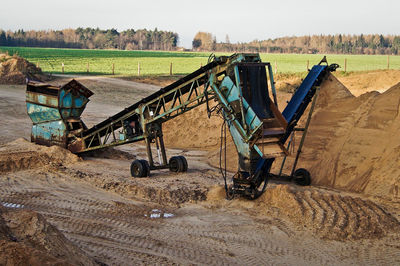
158;135;168;166
145;137;154;167
290;87;320;177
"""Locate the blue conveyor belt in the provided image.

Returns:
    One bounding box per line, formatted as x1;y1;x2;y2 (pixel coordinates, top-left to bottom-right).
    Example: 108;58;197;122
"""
282;65;326;122
280;65;327;143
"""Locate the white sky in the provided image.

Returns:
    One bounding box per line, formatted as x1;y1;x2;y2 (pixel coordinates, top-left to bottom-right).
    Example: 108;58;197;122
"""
1;0;399;48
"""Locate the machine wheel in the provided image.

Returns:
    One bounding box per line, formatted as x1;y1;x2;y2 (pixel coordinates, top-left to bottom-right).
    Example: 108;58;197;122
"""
169;156;184;172
131;159;150;177
293;168;311;186
177;156;188;172
139;159;150;177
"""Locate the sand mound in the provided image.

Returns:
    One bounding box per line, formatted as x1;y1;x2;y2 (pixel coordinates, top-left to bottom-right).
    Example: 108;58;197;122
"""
0;53;45;84
0;138;80;173
298;80;400;199
164;103;223;150
0;207;95;265
206;184;400;240
279;75;400;200
314;73;354;108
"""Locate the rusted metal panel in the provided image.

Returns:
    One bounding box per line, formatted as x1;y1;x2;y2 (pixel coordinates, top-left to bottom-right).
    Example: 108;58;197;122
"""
31;121;67;147
26;103;61;123
26;92;59;108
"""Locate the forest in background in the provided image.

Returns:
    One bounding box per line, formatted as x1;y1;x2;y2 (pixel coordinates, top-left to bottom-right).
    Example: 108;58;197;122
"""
0;28;179;51
1;28;400;55
194;32;400;55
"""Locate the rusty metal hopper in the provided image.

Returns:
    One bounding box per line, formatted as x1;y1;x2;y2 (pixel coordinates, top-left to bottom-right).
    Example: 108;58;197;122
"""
26;79;93;148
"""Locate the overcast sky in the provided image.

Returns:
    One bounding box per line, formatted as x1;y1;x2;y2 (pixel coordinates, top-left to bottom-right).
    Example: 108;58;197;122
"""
1;0;399;48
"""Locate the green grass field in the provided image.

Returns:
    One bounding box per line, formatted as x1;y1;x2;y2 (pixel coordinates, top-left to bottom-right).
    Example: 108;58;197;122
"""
1;46;399;76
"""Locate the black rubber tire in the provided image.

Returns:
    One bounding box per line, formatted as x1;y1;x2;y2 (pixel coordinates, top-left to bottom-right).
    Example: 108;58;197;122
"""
169;156;184;172
130;160;148;177
139;159;150;177
293;168;311;186
177;156;188;172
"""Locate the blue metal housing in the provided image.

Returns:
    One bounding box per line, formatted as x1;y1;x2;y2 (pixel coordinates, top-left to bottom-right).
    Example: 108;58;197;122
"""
26;79;93;147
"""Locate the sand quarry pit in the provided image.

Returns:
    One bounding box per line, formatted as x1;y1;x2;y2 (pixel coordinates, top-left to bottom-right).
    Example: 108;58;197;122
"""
0;69;400;264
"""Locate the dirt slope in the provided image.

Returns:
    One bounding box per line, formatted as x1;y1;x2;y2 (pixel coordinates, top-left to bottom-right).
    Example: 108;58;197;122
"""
0;206;95;265
0;53;45;84
0;138;80;173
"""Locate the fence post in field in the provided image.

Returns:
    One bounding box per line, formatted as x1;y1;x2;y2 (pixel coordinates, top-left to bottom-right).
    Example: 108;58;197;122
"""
112;63;115;75
62;63;64;74
344;58;347;72
170;62;173;76
387;55;390;69
87;62;89;73
307;60;309;71
274;61;277;75
138;62;140;76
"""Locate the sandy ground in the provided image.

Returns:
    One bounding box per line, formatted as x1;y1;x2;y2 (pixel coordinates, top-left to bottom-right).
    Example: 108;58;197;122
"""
0;71;400;265
338;70;400;96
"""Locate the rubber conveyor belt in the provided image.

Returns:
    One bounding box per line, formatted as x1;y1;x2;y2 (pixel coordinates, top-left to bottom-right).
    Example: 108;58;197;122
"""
280;65;328;143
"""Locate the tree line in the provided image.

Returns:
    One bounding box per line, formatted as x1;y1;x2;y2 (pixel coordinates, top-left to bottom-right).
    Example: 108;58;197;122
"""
2;28;400;55
193;33;400;55
0;28;179;51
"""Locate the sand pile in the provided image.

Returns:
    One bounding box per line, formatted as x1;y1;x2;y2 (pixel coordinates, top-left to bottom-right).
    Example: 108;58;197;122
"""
0;206;95;265
271;76;400;200
206;184;400;240
0;53;45;84
0;138;80;173
299;79;400;200
164;103;224;150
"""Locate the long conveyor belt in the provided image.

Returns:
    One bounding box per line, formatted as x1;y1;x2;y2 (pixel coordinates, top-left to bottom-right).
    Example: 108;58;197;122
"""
82;59;223;139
